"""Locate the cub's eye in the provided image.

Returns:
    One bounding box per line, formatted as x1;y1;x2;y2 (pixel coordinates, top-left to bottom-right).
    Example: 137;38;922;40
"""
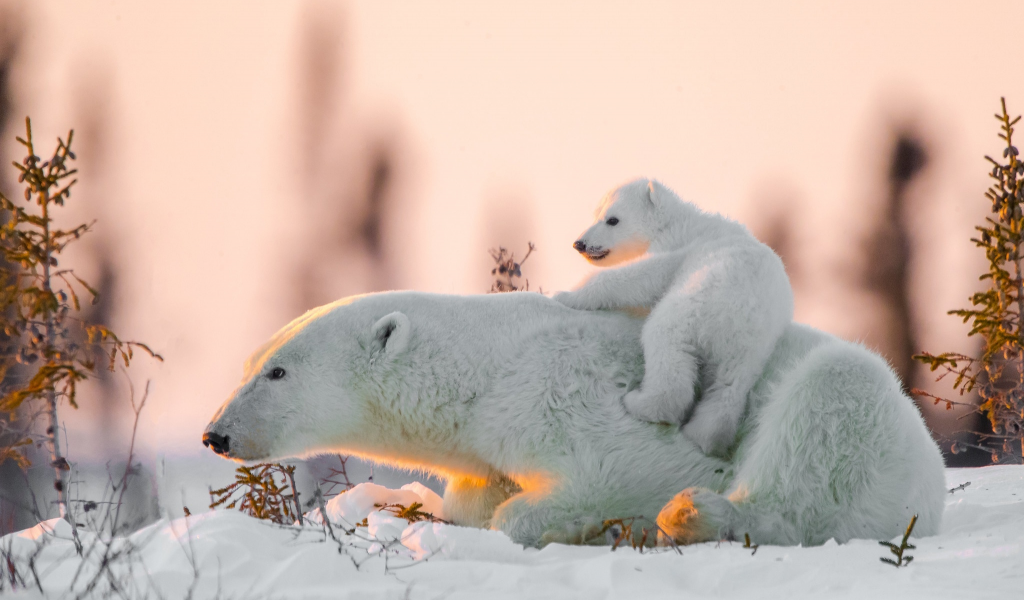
268;367;286;380
606;217;619;226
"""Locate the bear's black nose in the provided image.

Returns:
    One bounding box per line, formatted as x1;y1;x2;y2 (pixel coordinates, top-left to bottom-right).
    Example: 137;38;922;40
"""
203;431;230;455
573;240;587;253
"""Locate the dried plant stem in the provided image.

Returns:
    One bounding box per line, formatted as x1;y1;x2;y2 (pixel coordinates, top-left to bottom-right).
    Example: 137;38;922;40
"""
313;485;339;543
285;467;304;525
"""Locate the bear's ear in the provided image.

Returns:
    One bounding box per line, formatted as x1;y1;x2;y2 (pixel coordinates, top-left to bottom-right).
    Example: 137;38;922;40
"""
369;311;411;361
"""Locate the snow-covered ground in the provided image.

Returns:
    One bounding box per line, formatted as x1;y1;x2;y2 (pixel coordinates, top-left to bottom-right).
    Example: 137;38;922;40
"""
3;467;1021;599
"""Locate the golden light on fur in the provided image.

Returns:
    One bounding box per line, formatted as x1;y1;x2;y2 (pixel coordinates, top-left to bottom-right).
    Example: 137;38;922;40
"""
656;489;719;545
242;295;368;378
507;471;556;498
584;237;650;266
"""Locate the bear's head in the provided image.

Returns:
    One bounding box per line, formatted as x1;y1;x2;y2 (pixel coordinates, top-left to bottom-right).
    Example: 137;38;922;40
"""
572;178;678;266
203;298;411;462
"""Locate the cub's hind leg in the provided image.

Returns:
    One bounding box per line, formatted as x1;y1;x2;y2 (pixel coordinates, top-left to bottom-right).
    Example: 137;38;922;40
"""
682;260;792;456
682;353;765;457
623;291;700;424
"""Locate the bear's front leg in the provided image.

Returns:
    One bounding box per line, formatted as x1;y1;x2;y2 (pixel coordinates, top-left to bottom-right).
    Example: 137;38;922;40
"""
490;484;660;548
489;489;562;547
442;474;520;529
491;486;619;547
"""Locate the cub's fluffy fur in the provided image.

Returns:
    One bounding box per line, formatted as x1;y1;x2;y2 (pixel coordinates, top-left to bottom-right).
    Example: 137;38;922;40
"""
556;179;793;456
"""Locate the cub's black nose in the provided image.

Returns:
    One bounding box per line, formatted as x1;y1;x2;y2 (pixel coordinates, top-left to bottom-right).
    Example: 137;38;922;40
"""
573;240;587;253
202;431;230;455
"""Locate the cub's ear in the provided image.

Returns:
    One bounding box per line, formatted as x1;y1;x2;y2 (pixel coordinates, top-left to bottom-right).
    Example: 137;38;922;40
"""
645;179;660;206
646;179;676;208
369;312;411;360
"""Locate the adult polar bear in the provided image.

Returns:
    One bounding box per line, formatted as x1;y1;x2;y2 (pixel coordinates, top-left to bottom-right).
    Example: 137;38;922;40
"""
203;291;945;547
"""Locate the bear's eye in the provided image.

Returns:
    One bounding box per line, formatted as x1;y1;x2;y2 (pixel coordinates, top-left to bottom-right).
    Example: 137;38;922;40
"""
268;367;286;380
606;217;619;226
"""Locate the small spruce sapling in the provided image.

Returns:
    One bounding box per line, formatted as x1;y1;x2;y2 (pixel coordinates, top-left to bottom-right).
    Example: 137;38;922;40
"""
879;515;917;567
372;502;447;524
742;533;759;555
208;463;305;525
0;118;161;525
914;98;1024;463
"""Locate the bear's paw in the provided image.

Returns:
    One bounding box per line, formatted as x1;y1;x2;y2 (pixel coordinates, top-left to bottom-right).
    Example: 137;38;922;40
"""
656;488;738;545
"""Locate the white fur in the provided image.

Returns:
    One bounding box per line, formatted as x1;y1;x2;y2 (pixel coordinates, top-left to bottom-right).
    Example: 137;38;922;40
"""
204;291;944;548
555;179;794;456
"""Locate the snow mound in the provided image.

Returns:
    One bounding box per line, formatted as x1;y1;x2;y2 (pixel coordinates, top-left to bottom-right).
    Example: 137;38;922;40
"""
309;481;445;528
403;521;526;562
2;467;1021;599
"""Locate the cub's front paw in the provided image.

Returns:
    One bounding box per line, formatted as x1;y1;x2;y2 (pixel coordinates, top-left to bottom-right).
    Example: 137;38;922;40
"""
623;389;684;424
552;291;586;309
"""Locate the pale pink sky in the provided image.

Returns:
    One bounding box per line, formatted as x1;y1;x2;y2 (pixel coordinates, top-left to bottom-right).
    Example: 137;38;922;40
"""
4;0;1022;457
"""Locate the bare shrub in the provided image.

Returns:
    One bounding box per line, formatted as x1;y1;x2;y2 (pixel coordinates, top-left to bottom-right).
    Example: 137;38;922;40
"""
488;242;535;293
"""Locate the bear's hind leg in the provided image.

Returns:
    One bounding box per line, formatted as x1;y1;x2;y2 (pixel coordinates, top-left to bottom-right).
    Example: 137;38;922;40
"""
699;341;945;546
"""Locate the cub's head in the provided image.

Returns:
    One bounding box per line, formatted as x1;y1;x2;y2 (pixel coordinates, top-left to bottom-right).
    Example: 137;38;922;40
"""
203;298;411;462
572;178;674;266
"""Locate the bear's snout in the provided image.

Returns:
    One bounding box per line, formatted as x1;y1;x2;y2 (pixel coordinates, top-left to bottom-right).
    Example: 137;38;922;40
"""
573;240;587;253
203;431;231;455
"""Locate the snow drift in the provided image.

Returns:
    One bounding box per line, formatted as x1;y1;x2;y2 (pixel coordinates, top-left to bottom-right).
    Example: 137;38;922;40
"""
2;467;1021;599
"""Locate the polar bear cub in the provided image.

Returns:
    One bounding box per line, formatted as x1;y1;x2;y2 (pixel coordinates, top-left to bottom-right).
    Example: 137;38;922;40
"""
554;178;794;456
